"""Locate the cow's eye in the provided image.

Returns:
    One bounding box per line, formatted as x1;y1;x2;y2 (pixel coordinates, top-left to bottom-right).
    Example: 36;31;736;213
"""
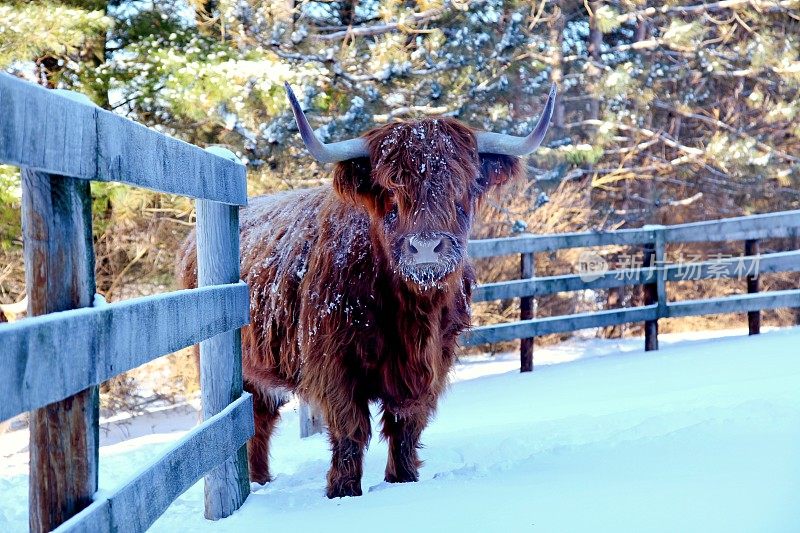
384;205;398;225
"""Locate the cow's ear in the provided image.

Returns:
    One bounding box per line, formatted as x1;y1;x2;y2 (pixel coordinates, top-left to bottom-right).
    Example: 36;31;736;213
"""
333;157;380;209
477;154;524;191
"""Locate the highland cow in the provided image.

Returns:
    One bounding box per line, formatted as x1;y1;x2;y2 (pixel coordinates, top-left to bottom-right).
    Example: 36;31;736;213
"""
178;83;555;498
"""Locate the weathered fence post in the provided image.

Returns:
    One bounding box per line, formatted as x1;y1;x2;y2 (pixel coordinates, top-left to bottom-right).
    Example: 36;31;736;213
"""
792;228;800;326
519;252;535;372
605;285;623;338
299;400;325;438
642;225;666;351
196;147;250;519
745;239;761;335
22;169;99;532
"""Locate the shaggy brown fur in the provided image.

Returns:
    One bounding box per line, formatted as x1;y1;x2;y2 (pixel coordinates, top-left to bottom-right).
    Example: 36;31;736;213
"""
178;118;522;497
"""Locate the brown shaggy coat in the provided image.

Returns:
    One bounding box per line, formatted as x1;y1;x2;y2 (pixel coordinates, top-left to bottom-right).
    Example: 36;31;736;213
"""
178;118;521;497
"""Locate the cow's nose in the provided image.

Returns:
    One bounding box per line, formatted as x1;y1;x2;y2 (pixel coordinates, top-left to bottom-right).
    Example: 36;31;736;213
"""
407;234;446;265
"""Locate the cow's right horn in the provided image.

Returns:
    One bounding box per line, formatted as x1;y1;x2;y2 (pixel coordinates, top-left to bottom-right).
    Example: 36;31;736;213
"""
475;84;557;156
284;83;369;163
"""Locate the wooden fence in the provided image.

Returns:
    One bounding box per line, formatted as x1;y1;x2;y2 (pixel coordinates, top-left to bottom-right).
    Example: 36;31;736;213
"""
0;74;253;531
3;72;800;526
462;210;800;371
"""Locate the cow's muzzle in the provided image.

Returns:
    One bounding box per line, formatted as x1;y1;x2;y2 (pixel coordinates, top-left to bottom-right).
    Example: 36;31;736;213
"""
396;232;461;288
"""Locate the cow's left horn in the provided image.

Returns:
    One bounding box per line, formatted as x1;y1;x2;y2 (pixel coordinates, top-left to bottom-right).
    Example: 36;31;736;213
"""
284;83;369;163
476;84;557;156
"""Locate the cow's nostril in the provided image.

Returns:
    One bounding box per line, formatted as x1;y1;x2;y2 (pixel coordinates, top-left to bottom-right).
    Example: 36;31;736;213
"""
406;235;447;264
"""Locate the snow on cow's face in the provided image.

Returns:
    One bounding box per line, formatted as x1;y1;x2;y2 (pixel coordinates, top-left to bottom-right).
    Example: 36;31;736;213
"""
333;118;522;291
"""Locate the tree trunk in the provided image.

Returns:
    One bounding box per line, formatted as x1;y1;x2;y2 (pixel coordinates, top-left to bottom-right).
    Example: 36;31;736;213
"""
548;0;566;139
587;1;603;121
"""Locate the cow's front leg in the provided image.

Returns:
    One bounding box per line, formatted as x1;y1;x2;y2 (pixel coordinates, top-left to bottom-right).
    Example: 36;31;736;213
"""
324;399;370;498
327;435;365;497
381;407;429;483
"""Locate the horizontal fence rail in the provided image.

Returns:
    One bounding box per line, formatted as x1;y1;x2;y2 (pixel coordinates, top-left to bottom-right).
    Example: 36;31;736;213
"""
468;210;800;258
0;283;249;422
0;76;253;531
665;288;800;319
0;73;246;205
472;249;800;302
464;210;800;363
55;393;254;533
664;210;800;243
468;227;656;258
462;305;659;346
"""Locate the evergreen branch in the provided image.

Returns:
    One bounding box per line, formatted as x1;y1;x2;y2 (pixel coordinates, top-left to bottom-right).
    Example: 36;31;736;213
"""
565;119;705;158
655;101;800;163
312;6;448;41
373;105;451;123
615;0;797;24
562;37;702;63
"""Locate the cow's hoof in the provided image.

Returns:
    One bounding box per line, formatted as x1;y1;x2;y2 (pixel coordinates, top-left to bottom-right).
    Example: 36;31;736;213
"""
250;473;272;485
326;481;363;498
385;470;419;483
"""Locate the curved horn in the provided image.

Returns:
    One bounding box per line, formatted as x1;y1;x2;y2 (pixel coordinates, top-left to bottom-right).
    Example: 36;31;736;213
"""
284;82;369;163
476;84;557;156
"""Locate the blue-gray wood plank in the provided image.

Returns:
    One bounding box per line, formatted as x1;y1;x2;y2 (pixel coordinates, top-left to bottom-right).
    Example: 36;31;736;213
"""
54;392;255;533
0;282;249;422
468;227;655;258
467;210;800;258
0;73;246;205
471;250;800;302
666;288;800;319
462;289;800;346
460;305;659;346
664;210;800;243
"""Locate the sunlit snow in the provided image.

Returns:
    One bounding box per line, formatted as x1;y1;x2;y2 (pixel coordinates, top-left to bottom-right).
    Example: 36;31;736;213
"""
2;328;799;531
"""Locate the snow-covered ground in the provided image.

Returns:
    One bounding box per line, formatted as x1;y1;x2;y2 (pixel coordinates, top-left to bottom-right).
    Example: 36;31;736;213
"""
2;327;800;532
